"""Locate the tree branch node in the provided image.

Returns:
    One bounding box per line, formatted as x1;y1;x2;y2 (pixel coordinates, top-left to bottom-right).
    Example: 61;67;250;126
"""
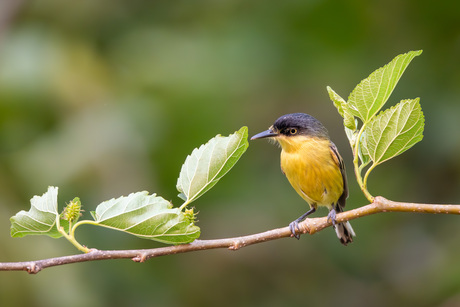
133;253;148;263
27;262;40;274
3;198;460;274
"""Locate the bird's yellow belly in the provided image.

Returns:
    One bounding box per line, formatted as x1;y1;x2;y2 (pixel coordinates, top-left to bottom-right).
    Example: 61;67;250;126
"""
280;138;343;209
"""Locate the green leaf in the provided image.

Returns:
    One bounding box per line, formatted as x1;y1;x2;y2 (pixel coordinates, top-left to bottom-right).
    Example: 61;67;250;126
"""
348;50;422;123
176;126;249;205
344;126;357;147
91;191;200;244
358;130;371;168
328;86;346;117
364;98;424;165
10;186;69;238
328;86;356;130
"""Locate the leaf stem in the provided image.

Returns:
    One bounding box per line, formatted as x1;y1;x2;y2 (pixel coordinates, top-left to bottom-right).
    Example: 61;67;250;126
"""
358;162;368;175
71;220;100;238
55;215;90;253
179;201;190;211
363;162;378;194
352;124;374;203
5;196;460;274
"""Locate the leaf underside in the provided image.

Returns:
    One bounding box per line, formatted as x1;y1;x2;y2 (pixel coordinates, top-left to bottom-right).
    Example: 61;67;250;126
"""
92;191;200;244
10;126;250;246
328;86;356;130
176;126;249;205
10;186;69;238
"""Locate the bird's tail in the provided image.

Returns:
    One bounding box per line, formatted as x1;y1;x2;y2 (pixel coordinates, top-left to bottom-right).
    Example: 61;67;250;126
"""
333;206;356;246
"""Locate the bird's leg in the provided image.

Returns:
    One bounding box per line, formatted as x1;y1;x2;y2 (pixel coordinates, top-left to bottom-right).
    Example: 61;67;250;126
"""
289;207;316;239
327;207;337;226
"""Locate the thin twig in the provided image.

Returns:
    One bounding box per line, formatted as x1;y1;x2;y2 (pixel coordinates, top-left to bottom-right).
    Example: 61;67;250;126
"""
1;196;460;274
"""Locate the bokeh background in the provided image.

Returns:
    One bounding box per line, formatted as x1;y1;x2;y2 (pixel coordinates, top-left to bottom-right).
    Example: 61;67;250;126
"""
1;1;460;306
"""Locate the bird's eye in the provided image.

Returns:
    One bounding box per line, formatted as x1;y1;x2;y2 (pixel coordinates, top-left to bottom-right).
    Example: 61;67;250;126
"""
289;128;297;135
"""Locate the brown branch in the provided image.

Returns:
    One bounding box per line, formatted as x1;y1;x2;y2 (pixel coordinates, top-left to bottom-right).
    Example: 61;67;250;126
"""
2;196;460;274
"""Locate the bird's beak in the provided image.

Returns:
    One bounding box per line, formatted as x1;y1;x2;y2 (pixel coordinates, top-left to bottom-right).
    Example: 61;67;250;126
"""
250;129;278;140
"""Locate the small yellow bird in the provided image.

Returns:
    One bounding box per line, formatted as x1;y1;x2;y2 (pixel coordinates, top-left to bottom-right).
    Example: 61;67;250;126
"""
251;113;355;245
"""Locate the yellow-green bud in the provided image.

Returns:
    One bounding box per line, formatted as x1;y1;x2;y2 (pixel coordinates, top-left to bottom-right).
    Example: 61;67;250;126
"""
62;197;82;223
184;208;198;224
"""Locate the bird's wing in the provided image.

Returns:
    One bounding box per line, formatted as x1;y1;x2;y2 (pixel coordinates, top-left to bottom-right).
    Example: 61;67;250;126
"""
330;142;348;209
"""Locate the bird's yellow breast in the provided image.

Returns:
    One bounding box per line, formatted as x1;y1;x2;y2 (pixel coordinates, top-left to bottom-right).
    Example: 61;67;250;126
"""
277;135;343;209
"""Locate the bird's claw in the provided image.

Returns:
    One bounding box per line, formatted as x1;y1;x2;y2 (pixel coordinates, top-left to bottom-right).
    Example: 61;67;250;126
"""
327;209;337;226
289;221;301;240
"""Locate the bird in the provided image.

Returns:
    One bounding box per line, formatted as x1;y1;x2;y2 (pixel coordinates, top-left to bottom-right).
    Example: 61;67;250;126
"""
251;113;355;245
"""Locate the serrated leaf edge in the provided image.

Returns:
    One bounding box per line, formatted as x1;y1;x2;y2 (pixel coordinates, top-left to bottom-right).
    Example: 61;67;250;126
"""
178;126;248;205
365;98;424;165
348;50;422;122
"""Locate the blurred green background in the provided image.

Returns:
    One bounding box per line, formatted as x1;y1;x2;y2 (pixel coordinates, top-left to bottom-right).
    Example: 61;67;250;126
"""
1;0;460;306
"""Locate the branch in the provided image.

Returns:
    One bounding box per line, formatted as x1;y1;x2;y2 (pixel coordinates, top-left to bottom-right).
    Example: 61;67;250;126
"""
2;196;460;274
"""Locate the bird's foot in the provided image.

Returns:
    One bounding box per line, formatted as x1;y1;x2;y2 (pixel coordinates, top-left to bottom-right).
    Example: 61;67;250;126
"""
327;209;337;226
289;207;316;240
289;220;301;240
